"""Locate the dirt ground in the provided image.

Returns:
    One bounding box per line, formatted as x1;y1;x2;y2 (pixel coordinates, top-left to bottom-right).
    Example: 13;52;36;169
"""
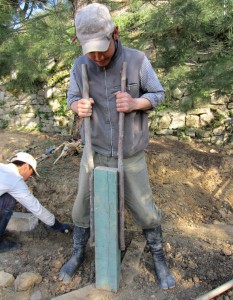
0;129;232;300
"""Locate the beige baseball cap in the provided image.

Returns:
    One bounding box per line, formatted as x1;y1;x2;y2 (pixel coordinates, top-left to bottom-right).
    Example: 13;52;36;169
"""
10;152;40;176
75;3;115;55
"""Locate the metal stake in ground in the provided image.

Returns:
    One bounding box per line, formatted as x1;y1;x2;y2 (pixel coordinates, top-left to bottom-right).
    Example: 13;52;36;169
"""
82;64;95;245
118;62;127;251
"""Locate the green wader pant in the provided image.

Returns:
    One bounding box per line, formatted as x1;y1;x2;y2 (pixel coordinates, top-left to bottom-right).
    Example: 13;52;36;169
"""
72;147;162;229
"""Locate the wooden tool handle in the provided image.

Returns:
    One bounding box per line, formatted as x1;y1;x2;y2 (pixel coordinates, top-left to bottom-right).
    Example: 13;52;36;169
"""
82;64;95;245
118;62;127;251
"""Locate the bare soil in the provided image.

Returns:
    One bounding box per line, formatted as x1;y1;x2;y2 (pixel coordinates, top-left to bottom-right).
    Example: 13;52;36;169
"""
0;129;232;300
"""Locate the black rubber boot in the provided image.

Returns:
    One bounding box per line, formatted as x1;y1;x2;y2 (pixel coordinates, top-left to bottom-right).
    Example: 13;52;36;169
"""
59;226;90;282
143;225;176;289
0;208;20;253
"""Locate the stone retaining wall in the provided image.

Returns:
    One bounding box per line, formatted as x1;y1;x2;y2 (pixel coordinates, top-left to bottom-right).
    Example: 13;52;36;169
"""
149;90;233;145
0;85;232;146
0;85;73;136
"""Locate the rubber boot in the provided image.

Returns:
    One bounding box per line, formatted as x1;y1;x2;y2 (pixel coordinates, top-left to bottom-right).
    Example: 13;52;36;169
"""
0;208;20;253
143;225;176;289
59;226;90;282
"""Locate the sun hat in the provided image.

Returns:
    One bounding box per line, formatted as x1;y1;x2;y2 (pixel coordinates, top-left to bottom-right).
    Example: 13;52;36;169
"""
10;152;40;176
75;3;115;55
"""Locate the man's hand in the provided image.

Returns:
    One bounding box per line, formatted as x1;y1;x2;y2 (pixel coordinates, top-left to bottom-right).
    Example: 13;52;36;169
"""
50;219;70;233
115;92;136;113
71;99;94;117
115;92;152;113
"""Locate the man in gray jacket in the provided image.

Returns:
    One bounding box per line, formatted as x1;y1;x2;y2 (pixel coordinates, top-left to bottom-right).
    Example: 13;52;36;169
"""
59;3;176;289
0;152;70;253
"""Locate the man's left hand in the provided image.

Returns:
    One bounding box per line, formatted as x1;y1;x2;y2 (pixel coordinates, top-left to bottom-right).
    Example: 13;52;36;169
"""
115;91;136;113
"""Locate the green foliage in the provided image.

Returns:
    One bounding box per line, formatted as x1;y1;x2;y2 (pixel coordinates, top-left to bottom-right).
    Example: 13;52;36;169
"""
34;108;50;120
207;112;225;129
117;0;233;106
0;0;232;112
0;119;8;129
56;97;69;116
9;110;16;116
156;103;170;112
48;69;70;86
34;108;41;118
34;121;43;131
24;106;30;113
44;112;50;120
0;1;79;92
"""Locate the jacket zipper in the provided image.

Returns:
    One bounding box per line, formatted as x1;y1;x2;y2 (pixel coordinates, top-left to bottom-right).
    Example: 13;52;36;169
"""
104;68;114;156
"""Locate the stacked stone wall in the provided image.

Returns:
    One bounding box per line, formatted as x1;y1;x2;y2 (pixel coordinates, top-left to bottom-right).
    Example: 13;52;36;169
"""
149;90;233;146
0;85;74;136
0;85;232;146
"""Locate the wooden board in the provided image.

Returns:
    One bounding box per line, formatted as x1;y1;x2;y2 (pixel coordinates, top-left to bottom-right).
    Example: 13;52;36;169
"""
94;166;121;292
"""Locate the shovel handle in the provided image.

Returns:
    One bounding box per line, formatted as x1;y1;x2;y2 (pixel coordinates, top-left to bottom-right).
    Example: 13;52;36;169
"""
82;64;95;245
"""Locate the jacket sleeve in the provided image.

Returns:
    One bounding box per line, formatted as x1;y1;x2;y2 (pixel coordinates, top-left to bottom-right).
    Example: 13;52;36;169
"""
9;178;55;226
140;56;165;108
67;63;82;108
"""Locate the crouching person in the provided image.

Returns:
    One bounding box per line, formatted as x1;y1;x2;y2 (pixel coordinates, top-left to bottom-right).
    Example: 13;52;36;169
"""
0;152;70;253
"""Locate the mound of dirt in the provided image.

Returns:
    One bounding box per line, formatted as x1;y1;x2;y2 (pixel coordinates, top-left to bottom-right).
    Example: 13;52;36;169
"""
0;129;232;300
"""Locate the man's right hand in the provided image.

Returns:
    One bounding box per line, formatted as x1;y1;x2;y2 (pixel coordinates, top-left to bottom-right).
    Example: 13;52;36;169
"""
71;99;94;117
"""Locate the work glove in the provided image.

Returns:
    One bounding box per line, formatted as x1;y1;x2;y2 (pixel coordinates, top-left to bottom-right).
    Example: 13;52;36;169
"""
50;219;70;233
